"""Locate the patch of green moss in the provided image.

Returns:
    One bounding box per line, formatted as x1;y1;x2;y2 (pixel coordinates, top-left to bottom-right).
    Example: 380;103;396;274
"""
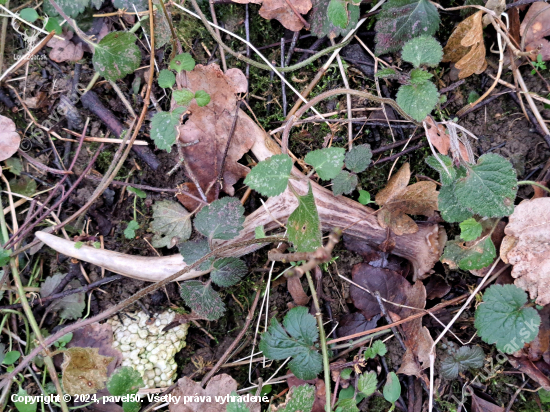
366;394;392;411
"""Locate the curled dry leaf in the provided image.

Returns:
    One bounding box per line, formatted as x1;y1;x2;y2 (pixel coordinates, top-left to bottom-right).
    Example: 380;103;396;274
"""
58;347;115;395
442;11;487;79
231;0;312;31
375;163;439;236
467;388;505;412
0;115;21;162
520;2;550;61
501;198;550;305
175;65;256;207
424;117;470;162
47;30;84;63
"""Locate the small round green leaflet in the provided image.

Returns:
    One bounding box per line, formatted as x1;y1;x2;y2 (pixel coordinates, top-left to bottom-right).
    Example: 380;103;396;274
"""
304;147;345;180
173;89;195;106
2;350;21;365
157;69;176;89
178;239;213;271
170;52;195;73
194;197;245;240
396;81;439;122
357;371;377;397
327;0;349;29
210;257;248;287
344;144;372;173
383;372;401;405
93;32;142;82
332;170;358;196
401;36;443;67
44;17;62;34
459;218;482;241
20;8;39;23
474;284;541;353
150;107;186;152
107;366;144;396
409;68;434;85
244;153;293;197
194;90;211;107
180;280;226;321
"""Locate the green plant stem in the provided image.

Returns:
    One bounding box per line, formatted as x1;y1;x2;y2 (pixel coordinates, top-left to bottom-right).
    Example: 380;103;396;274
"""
0;309;30;355
304;270;331;412
129;19;145;34
517;180;550;194
84;72;100;93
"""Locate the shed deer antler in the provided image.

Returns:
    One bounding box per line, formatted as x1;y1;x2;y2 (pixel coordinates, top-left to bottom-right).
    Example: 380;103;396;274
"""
35;108;446;282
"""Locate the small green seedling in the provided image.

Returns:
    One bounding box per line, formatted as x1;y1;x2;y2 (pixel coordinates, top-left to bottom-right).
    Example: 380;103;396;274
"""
53;333;73;349
106;366;144;412
531;54;547;75
124;187;146;239
383;372;401;411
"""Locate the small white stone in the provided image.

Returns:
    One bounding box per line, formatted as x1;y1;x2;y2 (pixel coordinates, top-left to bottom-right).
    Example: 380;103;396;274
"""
154;319;161;327
144;363;154;371
128;323;139;334
149;354;158;364
120;344;131;352
159;381;167;387
154;376;161;383
135;339;147;349
138;329;148;339
154;368;161;376
136;364;145;372
146;342;156;351
148;380;155;388
146;370;156;380
160;373;167;381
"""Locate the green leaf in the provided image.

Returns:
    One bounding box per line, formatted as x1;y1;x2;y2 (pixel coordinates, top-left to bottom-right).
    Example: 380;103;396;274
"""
335;397;359;412
150;200;192;248
332;170;358;196
454;153;518;218
226;391;250;412
122;401;141;412
9;176;36;197
374;0;440;55
440;346;485;380
255;226;266;239
375;68;398;78
288;183;322;253
44;0;89;18
93;32;141;82
468;91;480;104
13;388;37;412
364;340;387;359
357;372;377;397
425;155;455;186
539;389;550;403
274;385;316;412
474;284;541;353
127;186;146;199
20;8;39;22
310;0;359;38
340;368;353;380
170;53;195;73
150;107;185;152
260;306;323;381
124;220;140;239
74;241;84;249
327;0;349;29
157;69;176;89
401;36;443;67
112;0;148;12
211;257;247;287
178;239;213;271
173;89;194;106
396;81;439;122
5;158;22;176
180;280;225;321
40;274;85;320
383;372;401;404
441;236;496;270
44;16;62;34
409;68;433;85
244;154;293;197
304;147;345;180
0;248;10;266
194;90;211;107
2;351;20;365
357;190;372;205
56;333;73;347
459;218;482;241
345;144;372;173
438;184;473;223
194;197;245;240
107;366;144;396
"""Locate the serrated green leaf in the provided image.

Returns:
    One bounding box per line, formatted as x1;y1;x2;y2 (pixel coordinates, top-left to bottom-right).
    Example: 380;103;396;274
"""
340;368;353;380
401;36;443;67
122;401;140;412
124;220;140;239
45;16;62;34
157;69;176;89
335;397;359;412
441;236;496;270
327;0;349;29
211;257;247;287
195;197;245;240
40;274;85;319
357;372;377;397
127;186;146;199
375;0;440;55
375;68;398;78
194;90;211;107
274;385;316;412
112;0;148;12
425;155;455;186
180;280;225;321
454;153;517;218
173;89;194;106
170;53;195;73
5;158;22;176
244;154;293;197
332;170;358;196
0;248;10;266
107;366;143;396
255;226;266;239
2;351;20;365
409;68;433;85
438;184;473;223
396;81;439;122
44;0;89;19
20;8;39;22
539;389;550;403
150;107;185;152
74;241;84;249
383;372;401;404
13;388;37;412
260;306;322;381
357;190;372;205
345;144;372;173
440;346;484;380
459;218;482;241
226;391;251;412
305;147;345;180
178;239;213;271
288;183;322;253
364;340;387;359
310;0;359;38
93;32;141;82
150;200;192;248
474;284;541;353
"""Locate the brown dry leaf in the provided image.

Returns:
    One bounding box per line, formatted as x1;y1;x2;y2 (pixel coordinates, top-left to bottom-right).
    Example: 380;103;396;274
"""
520;2;550;61
425;118;471;162
59;347;114;395
442;11;487;79
47;30;84;63
467;389;505;412
231;0;312;31
287;275;310;306
502;197;550;305
375;163;439;236
0;115;21;162
508;355;550;390
175;65;257;201
169;374;260;412
527;305;550;362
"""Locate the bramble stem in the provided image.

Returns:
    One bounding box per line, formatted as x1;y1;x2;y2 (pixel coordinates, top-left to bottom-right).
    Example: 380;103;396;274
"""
517;180;550;194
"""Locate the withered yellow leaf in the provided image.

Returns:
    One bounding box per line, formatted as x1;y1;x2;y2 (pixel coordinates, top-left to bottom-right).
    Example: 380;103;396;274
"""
59;347;114;395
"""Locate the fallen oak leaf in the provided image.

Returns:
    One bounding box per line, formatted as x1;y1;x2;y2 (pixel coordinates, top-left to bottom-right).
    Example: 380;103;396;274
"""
231;0;312;31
